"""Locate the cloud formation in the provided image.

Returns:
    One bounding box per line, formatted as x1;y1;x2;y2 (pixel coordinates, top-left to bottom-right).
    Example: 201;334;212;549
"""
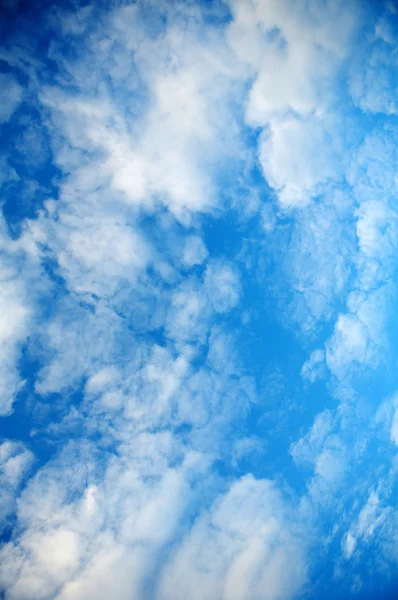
1;0;398;599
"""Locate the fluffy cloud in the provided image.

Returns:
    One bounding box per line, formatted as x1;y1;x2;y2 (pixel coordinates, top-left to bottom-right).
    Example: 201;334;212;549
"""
38;1;246;223
258;117;340;208
227;0;360;207
157;475;307;600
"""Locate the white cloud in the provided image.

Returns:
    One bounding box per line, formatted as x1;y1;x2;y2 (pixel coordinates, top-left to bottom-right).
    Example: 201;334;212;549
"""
207;327;238;376
57;218;152;296
259;117;340;208
0;436;209;600
343;491;390;559
291;409;335;467
227;0;360;207
228;0;358;119
85;367;119;397
327;314;368;368
375;393;398;447
157;475;307;600
260;203;277;233
33;296;136;396
0;277;30;414
39;1;247;224
354;197;398;294
204;260;241;314
301;349;325;383
0;441;33;533
349;11;398;116
314;437;347;485
295;124;398;391
0;219;44;414
0;73;23;124
182;235;208;268
326;285;389;384
281;189;355;333
3;0;398;598
166;278;210;345
291;409;355;510
343;531;356;559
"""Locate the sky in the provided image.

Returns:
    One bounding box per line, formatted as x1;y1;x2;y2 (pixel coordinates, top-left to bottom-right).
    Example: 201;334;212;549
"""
1;0;398;598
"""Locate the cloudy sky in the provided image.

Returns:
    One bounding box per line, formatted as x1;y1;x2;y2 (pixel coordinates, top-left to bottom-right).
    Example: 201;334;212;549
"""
1;0;398;598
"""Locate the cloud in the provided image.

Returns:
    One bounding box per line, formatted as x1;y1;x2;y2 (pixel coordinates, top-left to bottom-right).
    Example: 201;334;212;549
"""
349;6;398;116
0;434;206;600
0;217;46;414
227;0;360;207
204;260;241;314
258;117;341;208
288;121;398;386
38;1;247;223
0;274;30;415
314;437;347;485
0;73;23;124
0;441;33;534
58;217;152;296
283;189;355;332
182;235;208;268
166;277;211;345
342;491;389;559
33;299;131;396
301;349;325;383
157;475;308;600
291;409;335;468
2;0;398;598
375;393;398;446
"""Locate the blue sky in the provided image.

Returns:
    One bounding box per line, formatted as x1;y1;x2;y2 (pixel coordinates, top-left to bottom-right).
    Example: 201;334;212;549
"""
1;0;398;598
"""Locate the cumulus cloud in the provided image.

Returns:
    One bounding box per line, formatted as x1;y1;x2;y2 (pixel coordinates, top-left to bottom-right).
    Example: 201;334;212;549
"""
157;476;307;600
227;0;360;207
38;1;246;223
259;117;340;208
